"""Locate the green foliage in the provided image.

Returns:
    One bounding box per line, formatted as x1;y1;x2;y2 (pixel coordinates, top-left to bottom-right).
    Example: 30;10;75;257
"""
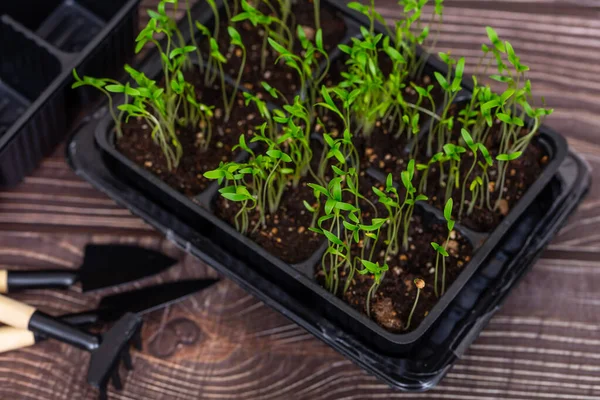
268;26;329;118
372;159;427;257
204;128;295;233
358;259;389;317
71;71;123;137
432;198;454;297
232;0;294;71
72;0;553;332
475;28;552;209
457;129;492;218
426;53;464;156
73;1;212;170
405;278;425;330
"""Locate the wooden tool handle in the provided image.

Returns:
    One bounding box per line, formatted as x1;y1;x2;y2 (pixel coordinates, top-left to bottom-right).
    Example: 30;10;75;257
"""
0;295;36;329
0;270;6;293
0;327;36;353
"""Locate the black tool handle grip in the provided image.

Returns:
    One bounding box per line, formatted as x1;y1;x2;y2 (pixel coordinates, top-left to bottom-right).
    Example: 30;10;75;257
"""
0;311;101;354
0;295;99;352
1;270;79;293
28;311;100;351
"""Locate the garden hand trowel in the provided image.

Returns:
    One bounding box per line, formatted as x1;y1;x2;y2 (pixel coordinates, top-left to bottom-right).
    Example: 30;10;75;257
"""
0;278;219;354
0;244;177;293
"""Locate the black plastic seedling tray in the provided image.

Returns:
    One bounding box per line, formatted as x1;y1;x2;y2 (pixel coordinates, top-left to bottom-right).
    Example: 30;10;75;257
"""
68;103;590;390
0;0;139;187
89;0;570;356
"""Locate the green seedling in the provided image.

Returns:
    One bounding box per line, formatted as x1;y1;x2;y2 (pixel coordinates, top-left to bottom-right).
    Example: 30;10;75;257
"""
204;129;296;233
458;129;492;218
470;27;553;210
72;1;216;170
269;26;329;117
431;198;454;297
442;143;466;203
405;278;425;330
427;54;464;156
308;174;358;295
232;0;293;71
357;259;389;317
372;160;428;258
226;27;247;121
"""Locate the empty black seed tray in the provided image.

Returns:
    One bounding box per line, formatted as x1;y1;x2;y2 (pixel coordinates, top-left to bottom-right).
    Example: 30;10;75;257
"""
0;0;139;187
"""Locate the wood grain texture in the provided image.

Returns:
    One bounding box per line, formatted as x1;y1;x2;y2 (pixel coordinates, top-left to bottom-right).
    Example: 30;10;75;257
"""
0;0;599;399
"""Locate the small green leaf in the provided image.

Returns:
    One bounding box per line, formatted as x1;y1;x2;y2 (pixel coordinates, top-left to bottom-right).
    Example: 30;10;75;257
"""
447;220;455;232
489;74;511;83
204;169;225;180
497;113;512;125
323;230;344;246
486;26;506;52
451;57;465;92
315;29;324;50
308;183;329;197
512;116;524;127
342;221;357;232
386;173;393;189
497;151;522;161
266;149;282;159
335;202;357;212
401;170;411;190
359;259;379;273
482;100;500;111
331;165;345;176
221;191;251;202
228;26;242;45
444;198;453;221
268;37;288;56
460;129;475;149
303;200;316;213
434;71;448;90
478;144;493;166
330;178;342;201
105;84;125;93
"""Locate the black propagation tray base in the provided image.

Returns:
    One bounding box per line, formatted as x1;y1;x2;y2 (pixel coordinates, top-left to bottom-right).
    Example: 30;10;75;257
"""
67;106;590;391
88;0;570;356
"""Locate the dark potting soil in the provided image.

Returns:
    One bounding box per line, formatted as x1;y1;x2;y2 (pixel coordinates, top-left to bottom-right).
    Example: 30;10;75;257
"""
316;214;473;333
116;75;263;196
214;177;324;264
202;0;347;103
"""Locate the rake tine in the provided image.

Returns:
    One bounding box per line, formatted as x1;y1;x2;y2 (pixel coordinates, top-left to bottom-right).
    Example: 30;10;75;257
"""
111;365;123;390
98;385;108;400
133;326;143;351
122;347;133;371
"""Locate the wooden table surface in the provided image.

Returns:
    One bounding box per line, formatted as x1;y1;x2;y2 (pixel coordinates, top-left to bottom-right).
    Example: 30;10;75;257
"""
1;1;599;399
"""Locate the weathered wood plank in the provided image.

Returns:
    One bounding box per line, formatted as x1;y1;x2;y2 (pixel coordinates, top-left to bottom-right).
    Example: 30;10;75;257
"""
0;0;598;399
